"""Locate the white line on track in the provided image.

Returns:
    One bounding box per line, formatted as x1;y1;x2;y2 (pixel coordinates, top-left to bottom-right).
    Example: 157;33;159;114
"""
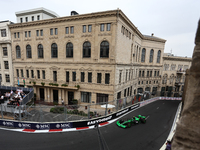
146;116;149;120
53;114;61;118
157;107;159;109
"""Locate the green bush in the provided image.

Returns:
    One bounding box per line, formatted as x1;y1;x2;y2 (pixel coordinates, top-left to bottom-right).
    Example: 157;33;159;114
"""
50;107;64;113
53;102;58;105
61;84;68;87
41;82;45;86
90;111;94;116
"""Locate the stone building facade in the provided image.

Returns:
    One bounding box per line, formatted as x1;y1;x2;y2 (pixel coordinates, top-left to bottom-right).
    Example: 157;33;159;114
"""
0;20;14;86
161;53;192;96
9;9;166;105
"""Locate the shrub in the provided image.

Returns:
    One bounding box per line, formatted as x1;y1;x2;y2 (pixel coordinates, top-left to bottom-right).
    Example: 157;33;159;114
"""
41;82;45;86
33;81;36;85
72;109;79;114
61;84;68;87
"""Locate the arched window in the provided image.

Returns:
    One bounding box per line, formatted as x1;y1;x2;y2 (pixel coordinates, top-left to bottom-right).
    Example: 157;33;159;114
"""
100;41;109;58
16;45;21;58
169;74;174;84
162;74;168;84
66;42;73;58
141;48;146;62
38;44;43;58
157;50;161;63
26;45;32;58
51;43;57;58
83;41;91;58
149;49;154;62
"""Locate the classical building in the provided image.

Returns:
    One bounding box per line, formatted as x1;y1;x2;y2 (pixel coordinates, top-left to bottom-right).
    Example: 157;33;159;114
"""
15;7;59;23
161;53;192;97
0;20;14;86
9;9;166;105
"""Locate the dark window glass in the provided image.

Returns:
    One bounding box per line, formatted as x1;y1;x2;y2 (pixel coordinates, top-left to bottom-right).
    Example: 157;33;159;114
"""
37;70;40;79
97;73;101;83
141;48;146;62
32;16;34;21
96;93;108;103
66;71;69;82
157;71;160;76
72;72;76;81
142;71;145;77
88;72;92;83
16;69;19;77
149;49;154;63
83;25;86;33
25;31;27;37
81;72;85;82
40;30;43;36
26;70;29;78
157;50;161;63
66;27;69;34
31;70;34;78
20;18;23;23
147;71;149;77
17;32;20;38
154;71;156;77
25;17;28;22
124;89;126;97
42;70;45;79
5;74;10;82
14;33;16;38
88;25;92;32
100;24;104;31
50;28;53;35
36;30;39;36
28;31;31;37
51;43;57;58
107;23;111;31
16;46;21;58
4;61;9;69
3;47;7;56
150;71;152;77
139;71;141;77
21;69;23;77
26;45;32;58
38;44;43;58
66;42;73;57
83;41;91;58
81;92;91;103
37;15;40;20
53;71;57;82
55;28;58;35
105;73;110;84
100;41;109;58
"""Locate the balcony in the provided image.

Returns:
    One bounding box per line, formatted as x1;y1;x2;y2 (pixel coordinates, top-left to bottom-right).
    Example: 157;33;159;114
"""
176;69;185;74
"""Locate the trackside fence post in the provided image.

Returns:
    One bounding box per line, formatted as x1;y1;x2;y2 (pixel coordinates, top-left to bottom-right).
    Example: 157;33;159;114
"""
19;105;21;121
105;102;108;116
88;105;90;119
64;106;67;121
1;104;3;119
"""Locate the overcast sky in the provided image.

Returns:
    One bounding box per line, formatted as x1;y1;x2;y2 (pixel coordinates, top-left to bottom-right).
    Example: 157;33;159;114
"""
0;0;199;57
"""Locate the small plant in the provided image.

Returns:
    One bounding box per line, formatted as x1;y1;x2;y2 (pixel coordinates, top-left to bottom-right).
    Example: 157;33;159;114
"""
49;83;53;86
53;83;59;86
29;81;31;84
75;85;80;89
33;81;36;85
61;84;68;87
41;82;45;86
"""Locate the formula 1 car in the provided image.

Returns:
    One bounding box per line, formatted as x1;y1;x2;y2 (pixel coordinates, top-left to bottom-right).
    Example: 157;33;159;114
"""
116;115;146;129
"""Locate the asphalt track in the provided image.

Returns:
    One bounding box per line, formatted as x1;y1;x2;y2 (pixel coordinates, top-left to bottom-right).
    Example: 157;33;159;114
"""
0;100;180;150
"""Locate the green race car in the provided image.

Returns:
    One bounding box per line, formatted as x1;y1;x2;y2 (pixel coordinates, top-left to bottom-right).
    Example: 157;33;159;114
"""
116;115;146;128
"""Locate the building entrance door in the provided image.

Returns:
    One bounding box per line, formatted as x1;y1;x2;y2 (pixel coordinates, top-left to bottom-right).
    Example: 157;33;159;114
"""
53;90;58;103
40;88;44;101
68;91;74;105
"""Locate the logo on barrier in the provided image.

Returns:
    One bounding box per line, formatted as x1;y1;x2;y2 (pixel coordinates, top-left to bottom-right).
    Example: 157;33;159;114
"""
2;121;14;127
18;123;31;128
36;124;50;129
131;104;139;110
116;109;129;116
87;116;112;126
56;123;71;129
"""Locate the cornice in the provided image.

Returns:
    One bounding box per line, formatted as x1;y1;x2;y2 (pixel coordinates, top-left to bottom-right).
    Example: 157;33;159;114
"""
163;56;192;62
143;36;166;43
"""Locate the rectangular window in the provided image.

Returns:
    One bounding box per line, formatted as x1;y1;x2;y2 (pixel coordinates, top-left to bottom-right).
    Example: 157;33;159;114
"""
53;71;57;82
66;27;69;34
88;25;92;32
83;25;86;33
4;61;9;69
28;31;31;37
42;70;45;79
36;30;39;36
81;72;85;82
25;31;27;37
97;73;102;83
124;89;127;97
96;93;108;103
37;70;40;79
88;72;92;83
16;69;19;77
25;17;28;22
117;92;121;99
72;71;76;81
26;70;29;78
37;15;40;20
55;28;58;35
5;74;10;82
119;71;122;84
105;73;110;84
129;71;130;81
100;24;104;31
142;71;144;77
150;71;152;77
31;70;34;78
154;71;156;77
157;71;159;76
20;18;23;23
32;16;34;21
139;71;141;77
50;28;53;35
147;71;149;77
107;23;111;31
81;92;91;103
14;33;16;38
3;47;7;56
40;30;43;36
66;71;69;82
70;26;74;34
17;32;20;38
125;71;128;82
1;29;6;37
21;69;23;77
